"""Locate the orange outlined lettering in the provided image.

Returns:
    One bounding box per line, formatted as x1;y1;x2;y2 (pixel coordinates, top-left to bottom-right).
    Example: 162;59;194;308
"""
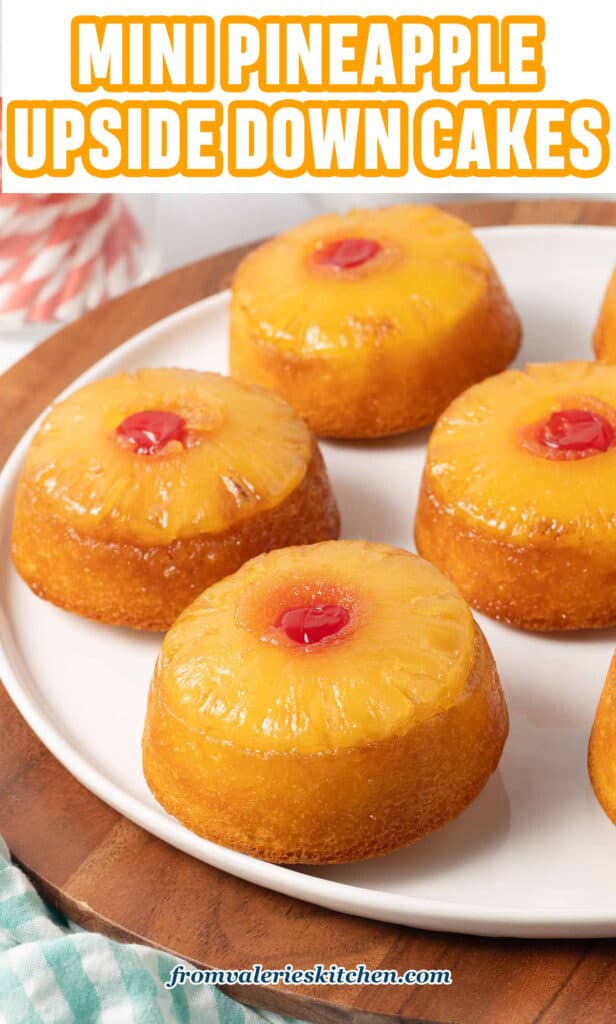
414;99;609;178
6;100;223;178
219;15;545;93
71;16;214;92
227;100;408;177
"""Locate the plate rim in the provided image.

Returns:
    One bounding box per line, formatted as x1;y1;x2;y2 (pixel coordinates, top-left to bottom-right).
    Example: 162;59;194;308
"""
2;223;616;939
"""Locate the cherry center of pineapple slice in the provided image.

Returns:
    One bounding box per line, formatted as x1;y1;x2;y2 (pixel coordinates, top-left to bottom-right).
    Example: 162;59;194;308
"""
314;237;382;270
116;410;187;455
277;603;350;645
539;408;614;454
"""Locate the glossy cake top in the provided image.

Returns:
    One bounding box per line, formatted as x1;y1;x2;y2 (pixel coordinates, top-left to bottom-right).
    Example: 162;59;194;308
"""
20;368;312;545
152;540;476;754
424;361;616;545
232;204;495;357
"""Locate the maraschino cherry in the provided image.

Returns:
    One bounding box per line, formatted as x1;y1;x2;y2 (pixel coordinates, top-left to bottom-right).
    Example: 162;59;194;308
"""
314;237;381;270
540;408;614;455
116;410;186;455
277;603;350;645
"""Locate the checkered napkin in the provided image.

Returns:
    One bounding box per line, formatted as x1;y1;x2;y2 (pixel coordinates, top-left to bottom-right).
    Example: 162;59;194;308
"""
0;837;297;1024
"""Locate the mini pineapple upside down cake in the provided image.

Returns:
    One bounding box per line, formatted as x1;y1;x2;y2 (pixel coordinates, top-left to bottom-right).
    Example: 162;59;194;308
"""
594;266;616;361
415;361;616;631
229;204;521;438
589;651;616;826
142;540;508;864
11;368;339;631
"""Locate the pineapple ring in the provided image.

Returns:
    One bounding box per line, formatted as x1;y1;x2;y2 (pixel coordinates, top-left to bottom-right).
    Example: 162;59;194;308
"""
142;540;508;863
416;361;616;630
15;368;314;544
229;204;521;438
589;651;616;826
11;368;340;631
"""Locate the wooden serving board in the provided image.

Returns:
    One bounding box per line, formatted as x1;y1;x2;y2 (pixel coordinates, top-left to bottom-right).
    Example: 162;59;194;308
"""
1;199;616;1024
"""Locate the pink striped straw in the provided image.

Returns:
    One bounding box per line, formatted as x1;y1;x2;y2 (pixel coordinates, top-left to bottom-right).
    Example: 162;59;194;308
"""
0;100;150;324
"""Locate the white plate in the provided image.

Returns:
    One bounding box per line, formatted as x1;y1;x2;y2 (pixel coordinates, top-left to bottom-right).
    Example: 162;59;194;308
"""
2;225;616;939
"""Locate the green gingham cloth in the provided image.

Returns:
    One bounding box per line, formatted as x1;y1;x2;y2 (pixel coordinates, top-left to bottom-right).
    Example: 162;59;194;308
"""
0;837;298;1024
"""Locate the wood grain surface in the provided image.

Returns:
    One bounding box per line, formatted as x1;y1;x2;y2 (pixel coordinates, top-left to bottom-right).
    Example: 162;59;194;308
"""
1;200;615;1024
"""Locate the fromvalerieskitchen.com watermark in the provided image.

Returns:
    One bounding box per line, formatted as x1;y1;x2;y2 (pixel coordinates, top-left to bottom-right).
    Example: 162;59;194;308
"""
165;963;452;989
